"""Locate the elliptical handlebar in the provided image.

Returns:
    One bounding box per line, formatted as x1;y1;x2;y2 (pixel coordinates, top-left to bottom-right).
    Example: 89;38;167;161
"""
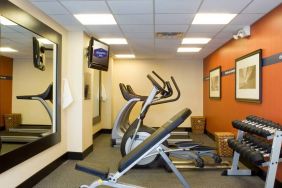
151;76;180;105
147;74;167;94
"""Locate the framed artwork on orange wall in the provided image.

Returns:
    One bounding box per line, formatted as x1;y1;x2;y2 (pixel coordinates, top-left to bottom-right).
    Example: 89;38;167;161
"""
209;66;221;99
235;49;262;103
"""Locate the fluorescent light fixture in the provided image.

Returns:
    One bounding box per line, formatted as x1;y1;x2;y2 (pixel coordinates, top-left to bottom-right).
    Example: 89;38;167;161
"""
182;38;211;44
0;16;17;25
38;38;53;45
0;47;18;52
115;54;135;59
192;13;237;24
177;47;201;53
74;14;116;25
99;38;127;45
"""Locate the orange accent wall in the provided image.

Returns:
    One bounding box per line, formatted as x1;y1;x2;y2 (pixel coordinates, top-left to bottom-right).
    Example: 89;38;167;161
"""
0;55;13;128
203;4;282;182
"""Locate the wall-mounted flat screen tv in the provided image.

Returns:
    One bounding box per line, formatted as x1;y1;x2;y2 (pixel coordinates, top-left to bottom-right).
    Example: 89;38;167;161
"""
88;37;110;71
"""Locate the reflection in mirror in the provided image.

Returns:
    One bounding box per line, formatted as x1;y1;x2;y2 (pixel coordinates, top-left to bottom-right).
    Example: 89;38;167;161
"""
92;70;101;124
0;16;56;155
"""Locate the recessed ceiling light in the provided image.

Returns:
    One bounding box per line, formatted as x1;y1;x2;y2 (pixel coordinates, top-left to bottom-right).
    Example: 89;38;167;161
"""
192;13;237;24
99;38;127;45
74;14;116;25
0;47;18;52
182;38;211;44
0;16;17;25
177;47;201;53
115;54;135;59
37;38;53;45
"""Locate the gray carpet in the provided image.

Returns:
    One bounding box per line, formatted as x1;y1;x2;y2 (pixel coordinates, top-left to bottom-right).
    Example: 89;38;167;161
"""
34;134;264;188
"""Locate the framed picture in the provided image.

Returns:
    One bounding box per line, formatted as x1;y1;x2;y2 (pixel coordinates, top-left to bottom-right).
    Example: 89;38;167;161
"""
209;66;221;99
235;49;262;103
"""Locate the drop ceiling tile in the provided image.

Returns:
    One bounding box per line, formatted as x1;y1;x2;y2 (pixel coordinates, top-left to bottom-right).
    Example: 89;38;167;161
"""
85;25;121;33
185;32;216;38
93;32;124;38
107;0;153;14
30;1;69;14
128;39;154;48
188;25;225;33
155;39;181;47
199;0;252;13
120;25;153;33
155;0;202;13
214;32;233;40
49;14;81;26
60;1;110;14
155;14;194;25
230;14;264;25
243;0;282;13
63;25;85;31
114;14;153;25
124;32;154;39
221;24;246;32
155;25;189;32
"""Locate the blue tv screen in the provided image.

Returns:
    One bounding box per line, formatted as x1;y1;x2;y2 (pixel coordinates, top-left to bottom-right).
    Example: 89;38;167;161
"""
88;37;110;71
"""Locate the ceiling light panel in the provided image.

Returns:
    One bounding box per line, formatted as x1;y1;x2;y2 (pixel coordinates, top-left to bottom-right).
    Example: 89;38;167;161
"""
107;0;153;14
99;38;127;45
177;47;201;52
0;16;17;25
74;14;117;25
192;13;237;24
115;54;135;59
182;38;211;44
0;47;18;52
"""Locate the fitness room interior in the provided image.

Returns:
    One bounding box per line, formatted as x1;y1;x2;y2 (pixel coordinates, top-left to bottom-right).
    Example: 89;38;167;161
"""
0;0;282;188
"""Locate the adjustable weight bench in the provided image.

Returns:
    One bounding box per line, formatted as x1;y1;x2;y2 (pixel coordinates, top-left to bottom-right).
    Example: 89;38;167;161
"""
76;108;192;188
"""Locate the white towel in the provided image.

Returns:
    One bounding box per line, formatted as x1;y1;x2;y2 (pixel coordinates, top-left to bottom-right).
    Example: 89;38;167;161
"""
62;78;73;109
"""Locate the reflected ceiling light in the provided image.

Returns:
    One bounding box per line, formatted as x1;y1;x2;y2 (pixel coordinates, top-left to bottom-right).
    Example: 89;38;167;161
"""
0;16;17;25
0;47;18;52
177;47;201;53
74;14;117;25
115;54;135;59
99;38;127;45
38;38;53;45
192;13;237;24
182;38;211;44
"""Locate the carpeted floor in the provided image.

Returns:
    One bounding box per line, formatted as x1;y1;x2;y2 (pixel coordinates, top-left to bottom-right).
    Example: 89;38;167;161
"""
34;133;264;188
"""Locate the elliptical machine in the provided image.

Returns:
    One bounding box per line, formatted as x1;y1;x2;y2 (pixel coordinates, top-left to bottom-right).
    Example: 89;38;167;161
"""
111;71;191;147
120;72;228;169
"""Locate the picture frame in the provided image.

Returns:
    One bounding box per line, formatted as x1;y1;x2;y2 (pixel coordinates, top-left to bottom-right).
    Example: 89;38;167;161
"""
235;49;262;103
209;66;221;99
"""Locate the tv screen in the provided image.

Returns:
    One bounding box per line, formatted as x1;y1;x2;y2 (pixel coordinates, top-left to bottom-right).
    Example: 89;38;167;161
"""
88;37;110;71
33;37;46;71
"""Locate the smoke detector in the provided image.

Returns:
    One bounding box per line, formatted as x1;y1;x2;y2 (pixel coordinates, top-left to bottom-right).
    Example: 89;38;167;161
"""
155;32;184;39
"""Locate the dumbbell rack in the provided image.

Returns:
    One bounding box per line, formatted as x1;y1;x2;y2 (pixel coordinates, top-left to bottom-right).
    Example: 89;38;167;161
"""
224;115;282;188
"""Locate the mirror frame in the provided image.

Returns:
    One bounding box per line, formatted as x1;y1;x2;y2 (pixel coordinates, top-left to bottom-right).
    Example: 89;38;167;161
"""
0;0;61;173
93;71;101;125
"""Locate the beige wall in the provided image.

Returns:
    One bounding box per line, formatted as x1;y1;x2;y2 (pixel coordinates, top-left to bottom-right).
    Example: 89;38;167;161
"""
12;58;53;125
0;0;68;187
112;59;203;128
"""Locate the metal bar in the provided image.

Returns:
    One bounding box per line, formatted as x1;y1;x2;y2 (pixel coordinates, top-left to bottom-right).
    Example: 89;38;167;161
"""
265;130;282;188
158;147;190;188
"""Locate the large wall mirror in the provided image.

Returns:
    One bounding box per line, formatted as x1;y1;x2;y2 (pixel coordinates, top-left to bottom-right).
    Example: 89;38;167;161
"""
92;70;101;125
0;0;61;173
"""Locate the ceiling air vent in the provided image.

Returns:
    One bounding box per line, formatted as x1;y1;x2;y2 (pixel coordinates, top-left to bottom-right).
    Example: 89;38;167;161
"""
155;32;184;39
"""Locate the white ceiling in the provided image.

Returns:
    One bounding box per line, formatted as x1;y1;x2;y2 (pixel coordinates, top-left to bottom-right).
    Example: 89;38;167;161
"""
28;0;282;60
